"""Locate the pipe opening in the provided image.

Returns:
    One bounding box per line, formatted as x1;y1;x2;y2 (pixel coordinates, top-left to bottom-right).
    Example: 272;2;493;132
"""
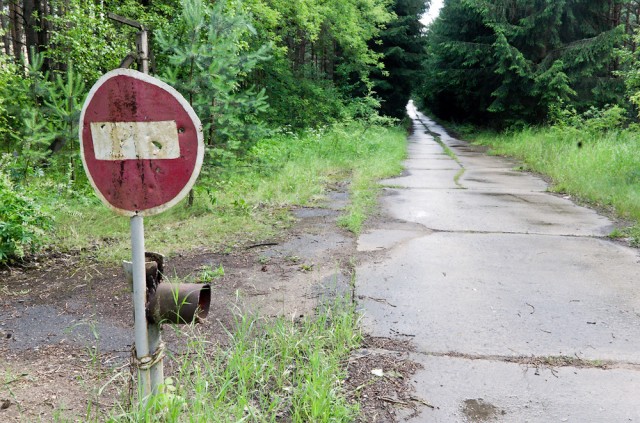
197;284;211;321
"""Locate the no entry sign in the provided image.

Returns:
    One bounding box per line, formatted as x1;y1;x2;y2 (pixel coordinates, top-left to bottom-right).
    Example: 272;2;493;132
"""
80;69;204;216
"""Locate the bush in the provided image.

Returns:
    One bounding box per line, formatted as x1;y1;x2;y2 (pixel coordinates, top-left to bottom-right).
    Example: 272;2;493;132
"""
0;160;53;263
549;103;628;133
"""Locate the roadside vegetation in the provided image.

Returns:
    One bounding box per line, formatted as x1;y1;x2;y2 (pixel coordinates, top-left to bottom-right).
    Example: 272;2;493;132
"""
468;106;640;244
50;122;406;263
104;298;362;422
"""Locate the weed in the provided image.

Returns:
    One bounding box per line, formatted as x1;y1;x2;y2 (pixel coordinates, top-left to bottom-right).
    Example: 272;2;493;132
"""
198;264;224;283
0;286;30;296
64;319;101;368
472;126;640;225
286;255;301;264
109;297;362;421
299;263;314;272
454;168;466;189
609;228;624;238
622;225;640;247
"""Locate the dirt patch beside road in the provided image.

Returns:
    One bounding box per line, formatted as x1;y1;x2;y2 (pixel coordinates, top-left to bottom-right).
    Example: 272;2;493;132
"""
0;187;420;422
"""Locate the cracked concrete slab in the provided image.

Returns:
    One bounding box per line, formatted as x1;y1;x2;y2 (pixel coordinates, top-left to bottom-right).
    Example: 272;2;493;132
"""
381;170;462;190
460;168;548;191
357;229;428;252
383;189;614;236
358;232;640;362
455;154;520;169
404;158;461;170
407;144;449;156
406;354;640;423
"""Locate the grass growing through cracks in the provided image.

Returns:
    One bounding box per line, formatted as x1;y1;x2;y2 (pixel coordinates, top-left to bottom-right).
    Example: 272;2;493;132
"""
109;298;362;422
472;126;640;242
50;122;405;262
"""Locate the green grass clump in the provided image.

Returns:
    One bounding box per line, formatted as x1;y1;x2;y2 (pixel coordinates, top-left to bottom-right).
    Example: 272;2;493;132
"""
334;127;407;233
110;299;362;422
47;122;406;262
472;126;640;221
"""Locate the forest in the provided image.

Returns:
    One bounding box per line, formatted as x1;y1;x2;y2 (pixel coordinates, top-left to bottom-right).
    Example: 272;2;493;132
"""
0;0;426;262
4;1;640;420
418;0;640;241
419;0;640;127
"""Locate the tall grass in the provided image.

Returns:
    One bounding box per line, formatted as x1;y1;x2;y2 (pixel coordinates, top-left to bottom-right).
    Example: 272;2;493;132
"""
108;298;361;422
49;122;406;262
472;125;640;232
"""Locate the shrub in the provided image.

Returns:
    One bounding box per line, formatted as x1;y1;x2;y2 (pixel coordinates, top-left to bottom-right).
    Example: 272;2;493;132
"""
0;159;53;263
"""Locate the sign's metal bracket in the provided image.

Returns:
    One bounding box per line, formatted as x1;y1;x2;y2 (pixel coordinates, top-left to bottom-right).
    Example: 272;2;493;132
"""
118;53;138;70
107;12;145;30
107;12;152;74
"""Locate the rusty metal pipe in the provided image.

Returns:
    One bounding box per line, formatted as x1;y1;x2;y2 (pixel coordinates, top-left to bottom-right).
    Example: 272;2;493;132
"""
147;283;211;325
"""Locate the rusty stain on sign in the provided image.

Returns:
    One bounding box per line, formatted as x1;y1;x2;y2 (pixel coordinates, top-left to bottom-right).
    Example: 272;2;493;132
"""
90;121;180;160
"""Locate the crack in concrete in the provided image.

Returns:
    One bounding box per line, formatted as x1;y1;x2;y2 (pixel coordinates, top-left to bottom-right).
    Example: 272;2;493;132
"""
413;115;467;189
416;350;640;371
349;344;640;373
420;227;613;240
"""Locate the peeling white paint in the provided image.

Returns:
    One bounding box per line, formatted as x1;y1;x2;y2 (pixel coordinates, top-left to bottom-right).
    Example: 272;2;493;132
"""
90;121;180;160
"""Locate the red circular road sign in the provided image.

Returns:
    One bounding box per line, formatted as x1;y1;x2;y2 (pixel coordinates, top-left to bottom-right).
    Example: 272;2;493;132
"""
80;69;204;216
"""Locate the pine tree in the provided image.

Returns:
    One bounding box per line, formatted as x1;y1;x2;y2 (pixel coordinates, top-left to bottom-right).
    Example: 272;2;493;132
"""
155;0;271;163
419;0;626;127
372;0;428;119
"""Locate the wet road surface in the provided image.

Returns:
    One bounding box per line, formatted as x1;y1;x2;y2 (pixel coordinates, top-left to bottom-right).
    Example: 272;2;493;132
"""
356;103;640;422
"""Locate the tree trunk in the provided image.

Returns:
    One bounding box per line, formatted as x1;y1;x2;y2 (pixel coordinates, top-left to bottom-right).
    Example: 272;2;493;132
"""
0;0;10;56
187;189;194;208
9;1;24;62
23;0;37;59
39;0;51;71
23;0;51;71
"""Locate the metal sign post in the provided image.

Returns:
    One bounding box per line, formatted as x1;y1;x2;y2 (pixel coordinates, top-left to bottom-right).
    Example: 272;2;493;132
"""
129;18;154;400
130;215;151;398
130;21;162;398
81;14;206;404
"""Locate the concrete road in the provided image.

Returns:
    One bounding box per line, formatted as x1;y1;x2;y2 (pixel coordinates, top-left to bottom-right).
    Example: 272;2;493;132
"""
356;102;640;422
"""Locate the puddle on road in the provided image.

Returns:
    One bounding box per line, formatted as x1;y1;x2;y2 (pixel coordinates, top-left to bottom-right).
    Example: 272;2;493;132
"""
1;304;130;352
293;207;338;218
461;398;504;422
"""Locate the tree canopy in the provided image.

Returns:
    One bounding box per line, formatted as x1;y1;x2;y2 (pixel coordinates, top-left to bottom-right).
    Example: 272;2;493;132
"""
418;0;640;127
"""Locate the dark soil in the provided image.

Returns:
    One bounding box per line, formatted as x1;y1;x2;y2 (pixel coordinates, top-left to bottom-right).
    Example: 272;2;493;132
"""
0;188;421;422
345;336;426;422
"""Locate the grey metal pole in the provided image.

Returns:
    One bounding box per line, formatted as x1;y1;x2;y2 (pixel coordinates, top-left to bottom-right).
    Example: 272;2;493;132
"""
137;27;164;395
105;12;164;403
148;323;164;393
131;215;151;400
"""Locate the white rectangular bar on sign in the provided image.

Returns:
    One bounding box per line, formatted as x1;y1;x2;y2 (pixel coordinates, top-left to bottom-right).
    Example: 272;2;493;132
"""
90;121;180;160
